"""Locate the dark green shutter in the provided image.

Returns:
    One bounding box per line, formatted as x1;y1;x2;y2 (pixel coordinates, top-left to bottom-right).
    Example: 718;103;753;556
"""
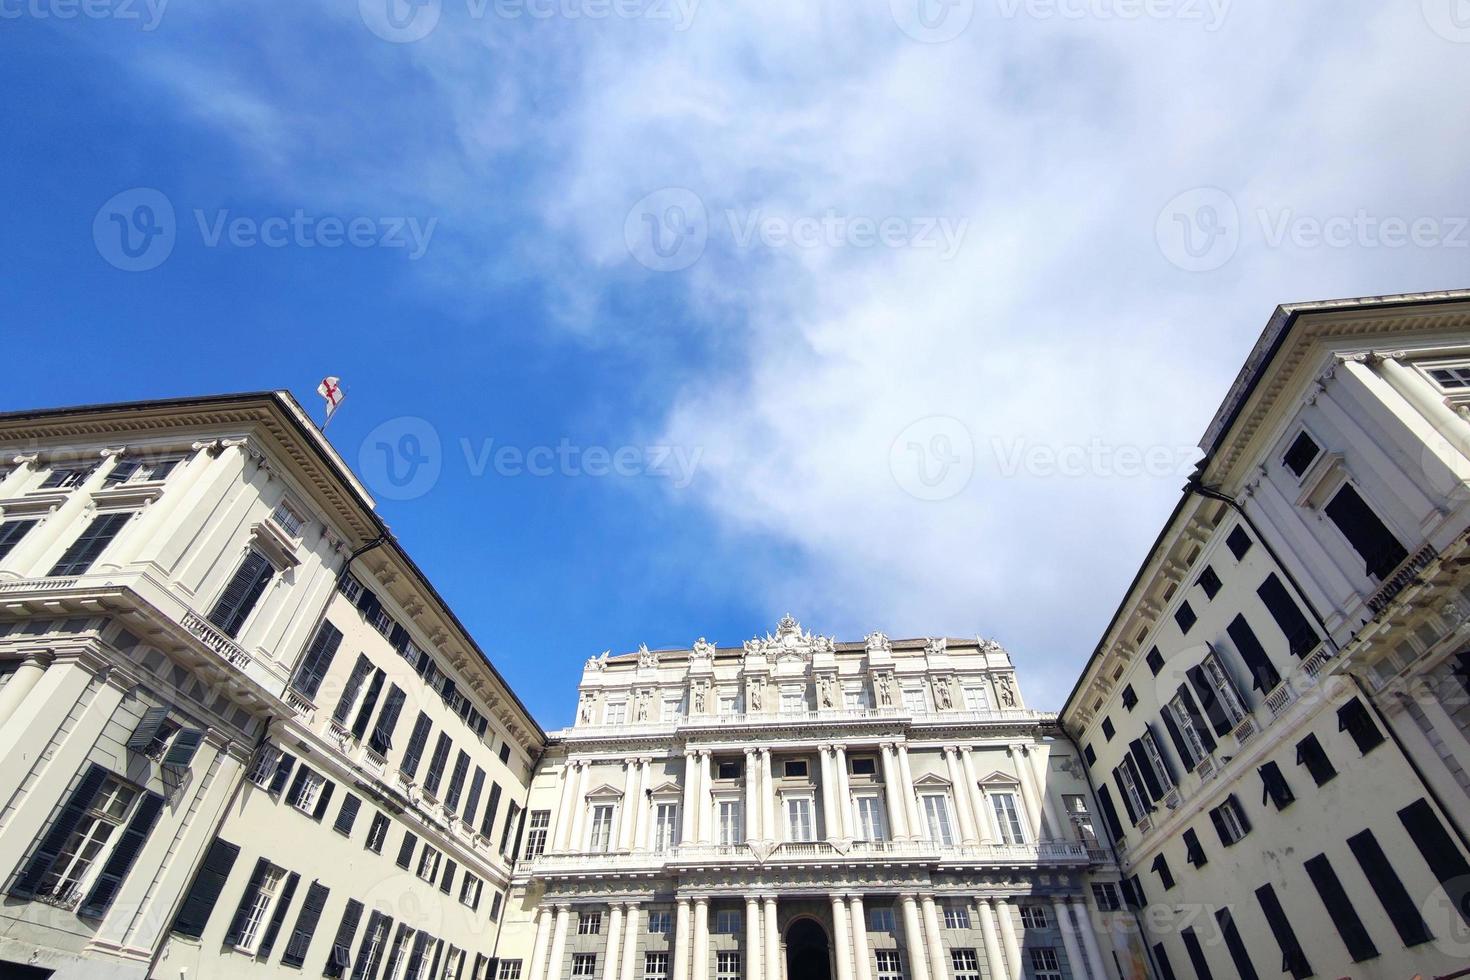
270;752;297;794
1256;573;1318;657
79;789;164;917
207;549;275;637
1348;828;1433;946
292;621;344;699
324;898;364;977
171;837;240;938
126;707;171;752
334;656;374;726
480;783;502;838
370;686;406;755
283;880;330;967
334;795;362;835
1225;614;1280;692
312;781;336;821
351;669;386;741
0;518;38;559
163;729;205;768
223;857;272;947
257;870;300;959
401;714;432;778
49;512;130;575
11;764;108;897
463;768;485;824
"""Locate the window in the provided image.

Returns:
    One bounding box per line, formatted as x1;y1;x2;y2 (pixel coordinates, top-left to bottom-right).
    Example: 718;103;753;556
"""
490;891;503;921
922;794;955;846
902;687;927;714
716;951;741;980
269;499;305;536
1146;647;1164;675
370;686;405;757
1151;853;1175;890
458;873;482;909
1028;948;1061;980
1100;716;1115;741
400;713;433;779
1256;884;1312;979
1296;733;1337;785
1282;430;1321;478
49;511;130;575
1019;906;1048;929
286;767;330;817
423;733;452;795
1090;882;1120;911
653;803;678;852
170;837;240;939
245;745;290;790
229;861;287;953
715;910;741;934
1258;761;1294;810
1227;525;1252;559
663;696;684;720
718;800;743;846
41;464;94;489
645;952;670;980
0;518;38;560
962;686;990;711
781;689;806;713
849;756;877;776
589;804;615;852
854;795;887;841
578;912;603;935
1397;798;1470;933
1197;565;1222;599
1325;484;1408;580
1226;614;1283;696
572;954;597;978
1182;828;1206;867
874;950;904;980
1083;743;1096;766
1180;927;1213;980
950;949;979;980
1139;728;1174;793
1348;828;1433;946
605;701;626;725
786;797;814;842
647;911;672;934
333;794;361;836
1174;601;1197;634
720;694;738;714
717;760;741;780
1200;653;1248;728
396;831;417;869
207;549;275;638
32;772;141;905
1121;685;1137;710
943;904;970;929
1116;758;1149;828
1257;573;1318;657
1166;693;1210;769
500;961;524;980
1152;945;1176;980
1062;794;1098;847
1215;907;1259;980
445;750;471;810
783;759;808;778
525;810;551;858
291;621;342;700
990;792;1025;845
366;812;389;853
1338;698;1385;754
1428;364;1470;388
1304;852;1379;962
868;907;897;932
1208;795;1251;845
439;858;456;894
499;742;512;765
354;911;392;980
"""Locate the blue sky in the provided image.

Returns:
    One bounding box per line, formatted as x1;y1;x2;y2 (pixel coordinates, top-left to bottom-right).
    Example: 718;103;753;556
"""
4;0;1470;729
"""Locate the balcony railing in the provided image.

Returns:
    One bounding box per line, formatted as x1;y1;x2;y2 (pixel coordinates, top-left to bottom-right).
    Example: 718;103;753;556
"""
1263;678;1296;717
1229;714;1257;747
554;706;1055;739
180;610;254;670
1366;543;1437;615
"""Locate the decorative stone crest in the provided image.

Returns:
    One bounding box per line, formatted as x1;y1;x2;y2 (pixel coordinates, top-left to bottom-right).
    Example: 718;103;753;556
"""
924;637;947;658
864;631;892;655
743;615;833;664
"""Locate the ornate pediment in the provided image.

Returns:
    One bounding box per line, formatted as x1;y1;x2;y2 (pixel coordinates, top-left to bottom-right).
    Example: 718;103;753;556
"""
912;771;953;788
976;770;1022;786
648;779;683;798
743;615;835;664
584;783;625;800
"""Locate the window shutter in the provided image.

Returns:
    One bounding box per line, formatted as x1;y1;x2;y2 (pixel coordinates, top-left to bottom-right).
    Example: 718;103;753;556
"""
1127;739;1163;801
396;831;418;869
446;751;470;809
163;729;205;769
335;795;362;835
171;837;240;939
286;766;310;807
481;783;503;838
1256;573;1318;657
1397;798;1470;929
283;881;330;967
1255;884;1312;979
334;656;374;726
463;768;486;824
78;789;165;917
11;764;108;897
1258;762;1294;810
1175;683;1217;751
389;623;411;654
1325;485;1407;580
312;781;336;821
1094;784;1124;843
1111;768;1138;825
382;924;411;979
370;686;406;755
401;713;432;778
351;670;386;741
1226;614;1281;692
325;899;365;978
224;857;273;947
292;621;343;699
207;549;275;638
1304;853;1378;961
424;734;451;793
1214;907;1261;980
1186;665;1233;737
1208;805;1229;846
1229;794;1251;835
0;518;39;559
1144;723;1178;784
354;912;395;980
270;753;297;794
1159;707;1195;771
440;859;457;895
1347;828;1433;946
127;707;171;752
257;870;300;959
49;512;130;575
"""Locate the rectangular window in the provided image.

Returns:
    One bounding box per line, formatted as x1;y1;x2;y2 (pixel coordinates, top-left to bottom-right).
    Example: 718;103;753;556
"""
525;810;551;858
572;954;597;978
902;687;927;714
1027;948;1061;980
1208;795;1251;846
500;961;524;980
207;549;275;638
269;499;305;536
578;912;603;935
922;794;955;846
353;910;391;980
291;621;343;700
1296;733;1337;785
1181;927;1214;980
783;759;808;778
1146;647;1165;675
1256;883;1312;979
230;862;286;953
396;831;417;870
1197;565;1222;599
1101;716;1115;741
589;805;615;852
716;951;741;980
1116;761;1149;827
1258;761;1294;810
644;952;670;980
605;701;626;725
962;686;990;711
718;799;744;846
399;713;433;780
32;771;146;907
869;907;897;932
786;797;814;842
950;949;979;980
875;950;903;980
1151;853;1174;890
990;793;1024;844
653;804;678;852
1174;601;1197;634
1325;484;1408;580
647;911;672;934
1227;525;1252;559
1257;573;1318;657
1166;692;1210;769
1062;794;1098;848
0;519;38;560
1152;944;1177;980
1304;852;1379;961
369;686;405;756
1398;797;1470;931
1226;614;1282;693
1338;698;1385;754
1121;685;1137;710
942;904;970;929
1182;828;1207;867
782;690;806;713
416;845;441;884
854;796;887;841
286;767;329;817
1282;430;1321;477
459;873;483;910
1199;653;1248;729
1019;906;1048;929
445;750;471;810
1090;882;1120;911
1347;828;1433;946
49;511;130;576
366;812;389;853
849;756;878;776
717;760;742;780
715;909;742;934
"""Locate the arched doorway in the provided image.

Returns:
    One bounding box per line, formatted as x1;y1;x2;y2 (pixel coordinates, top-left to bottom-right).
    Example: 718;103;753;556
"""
785;917;832;980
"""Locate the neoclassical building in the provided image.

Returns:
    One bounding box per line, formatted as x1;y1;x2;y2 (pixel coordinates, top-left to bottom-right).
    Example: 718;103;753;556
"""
497;621;1134;980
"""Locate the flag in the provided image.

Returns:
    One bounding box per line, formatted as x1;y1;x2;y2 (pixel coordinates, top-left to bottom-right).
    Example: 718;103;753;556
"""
317;377;345;426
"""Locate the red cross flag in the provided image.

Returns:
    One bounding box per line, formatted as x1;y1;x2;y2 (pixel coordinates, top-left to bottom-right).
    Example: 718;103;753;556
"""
317;376;345;428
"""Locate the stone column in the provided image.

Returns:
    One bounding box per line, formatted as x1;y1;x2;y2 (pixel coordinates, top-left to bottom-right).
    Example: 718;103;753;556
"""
604;905;627;980
760;750;776;842
1004;746;1044;840
833;745;853;839
2;451;118;572
943;748;978;845
745;896;764;980
633;758;653;849
699;750;714;845
527;907;554;980
993;901;1022;980
831;895;854;980
0;651;51;729
849;895;872;980
958;748;992;843
620;904;642;980
1052;901;1088;980
976;900;1005;980
693;897;711;980
763;898;780;980
682;750;699;845
919;895;948;980
673;898;693;980
880;743;909;839
819;745;839;840
546;905;573;980
898;895;932;980
1073;899;1106;980
744;748;761;844
896;745;922;840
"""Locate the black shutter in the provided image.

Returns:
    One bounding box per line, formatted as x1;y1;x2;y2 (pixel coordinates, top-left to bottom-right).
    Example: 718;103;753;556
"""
207;549;275;638
1229;794;1250;835
1257;761;1294;810
1111;768;1138;825
49;512;130;575
283;881;330;967
1304;853;1378;961
502;803;524;856
335;795;362;835
79;789;165;917
463;768;486;825
396;831;418;869
401;713;432;778
1180;927;1214;980
1215;908;1260;980
351;669;386;741
1151;943;1176;980
1208;805;1229;846
1186;665;1233;737
312;781;337;821
11;764;108;897
257;870;299;959
1325;484;1407;580
1295;734;1336;785
1256;573;1318;657
1347;828;1433;946
1183;828;1206;867
163;729;205;769
1175;684;1216;752
1255;884;1312;979
1095;784;1124;843
1159;706;1195;771
334;656;374;726
292;621;344;699
382;924;411;979
270;753;297;794
127;707;171;752
1150;853;1174;890
428;937;445;979
0;518;38;560
172;837;241;938
286;766;311;808
1337;698;1385;754
480;783;503;838
1128;739;1163;801
1144;723;1178;784
445;751;470;809
424;734;451;794
324;898;364;978
370;686;406;755
356;587;380;616
1397;798;1470;929
1225;614;1281;692
224;858;272;947
440;859;456;895
389;623;411;654
353;911;395;980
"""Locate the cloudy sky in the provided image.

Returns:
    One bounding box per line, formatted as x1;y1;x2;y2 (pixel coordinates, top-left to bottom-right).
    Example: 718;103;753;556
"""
4;0;1470;726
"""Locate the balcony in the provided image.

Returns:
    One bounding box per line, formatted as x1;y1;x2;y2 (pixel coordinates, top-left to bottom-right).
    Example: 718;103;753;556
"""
554;706;1056;741
1365;543;1437;616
